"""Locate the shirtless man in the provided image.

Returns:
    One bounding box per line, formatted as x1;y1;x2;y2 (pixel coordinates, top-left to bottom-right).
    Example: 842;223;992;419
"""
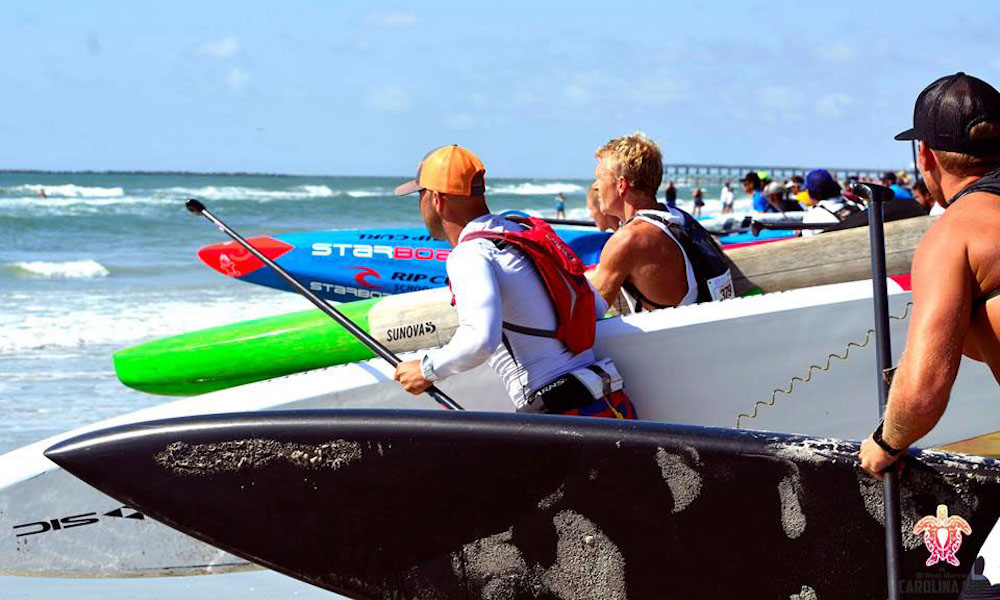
589;132;733;312
853;73;1000;595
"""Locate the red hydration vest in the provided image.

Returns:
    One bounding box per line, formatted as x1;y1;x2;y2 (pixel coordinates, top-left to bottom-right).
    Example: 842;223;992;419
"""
458;217;597;355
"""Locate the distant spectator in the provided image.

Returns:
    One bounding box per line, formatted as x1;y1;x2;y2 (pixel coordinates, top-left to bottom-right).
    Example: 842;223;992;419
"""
881;171;915;199
586;181;620;231
719;181;735;214
692;186;705;217
741;171;769;212
664;180;677;208
764;181;803;212
800;169;863;236
554;192;566;219
788;175;811;206
912;179;946;216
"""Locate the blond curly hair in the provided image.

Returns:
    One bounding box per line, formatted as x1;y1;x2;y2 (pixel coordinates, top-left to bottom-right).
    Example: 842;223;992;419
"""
596;132;663;197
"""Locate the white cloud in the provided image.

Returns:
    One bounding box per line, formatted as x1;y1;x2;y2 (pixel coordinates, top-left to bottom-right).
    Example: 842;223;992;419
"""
512;91;535;107
199;36;241;58
817;93;854;117
365;85;410;112
757;85;801;112
445;113;477;129
562;72;612;105
817;42;858;62
226;67;248;91
370;10;417;27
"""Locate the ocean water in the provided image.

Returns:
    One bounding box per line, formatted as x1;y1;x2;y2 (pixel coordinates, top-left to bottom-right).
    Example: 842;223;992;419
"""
0;172;730;598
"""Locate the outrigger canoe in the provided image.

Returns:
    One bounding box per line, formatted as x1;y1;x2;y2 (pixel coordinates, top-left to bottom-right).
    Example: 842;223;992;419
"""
3;277;998;579
46;410;1000;599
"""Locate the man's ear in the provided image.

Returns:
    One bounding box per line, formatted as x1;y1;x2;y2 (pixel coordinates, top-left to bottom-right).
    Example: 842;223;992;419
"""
617;176;628;197
918;141;936;174
430;190;444;213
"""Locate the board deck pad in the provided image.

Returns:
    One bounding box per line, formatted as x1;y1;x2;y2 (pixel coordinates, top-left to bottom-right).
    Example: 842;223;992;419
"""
46;410;999;599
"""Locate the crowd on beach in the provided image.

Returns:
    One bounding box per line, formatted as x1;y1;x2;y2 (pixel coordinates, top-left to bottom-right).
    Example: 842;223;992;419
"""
581;167;941;238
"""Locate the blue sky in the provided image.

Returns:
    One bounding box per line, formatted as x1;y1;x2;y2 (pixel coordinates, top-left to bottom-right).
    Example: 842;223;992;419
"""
3;0;1000;177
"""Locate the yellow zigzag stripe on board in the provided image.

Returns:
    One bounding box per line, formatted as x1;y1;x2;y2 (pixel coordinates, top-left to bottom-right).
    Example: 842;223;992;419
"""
735;302;914;429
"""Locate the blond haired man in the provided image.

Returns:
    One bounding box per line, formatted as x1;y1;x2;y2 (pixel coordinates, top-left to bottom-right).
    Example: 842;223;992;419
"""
590;132;733;312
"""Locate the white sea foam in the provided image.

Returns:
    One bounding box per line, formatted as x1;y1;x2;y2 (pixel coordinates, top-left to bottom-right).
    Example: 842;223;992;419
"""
344;189;385;198
6;260;110;279
0;194;177;211
11;184;125;198
489;182;584;195
0;289;308;354
164;185;337;201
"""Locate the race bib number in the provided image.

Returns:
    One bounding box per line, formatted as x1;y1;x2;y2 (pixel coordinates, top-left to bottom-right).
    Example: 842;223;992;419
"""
707;271;734;301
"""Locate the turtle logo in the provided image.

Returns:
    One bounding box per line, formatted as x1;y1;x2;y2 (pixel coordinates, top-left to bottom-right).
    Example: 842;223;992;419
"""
912;504;971;567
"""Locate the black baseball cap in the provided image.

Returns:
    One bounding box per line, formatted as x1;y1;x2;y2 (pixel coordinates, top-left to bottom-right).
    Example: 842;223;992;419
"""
740;171;760;185
895;72;1000;154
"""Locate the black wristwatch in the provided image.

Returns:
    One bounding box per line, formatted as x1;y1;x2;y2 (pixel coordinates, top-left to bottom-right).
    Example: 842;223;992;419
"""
873;421;904;456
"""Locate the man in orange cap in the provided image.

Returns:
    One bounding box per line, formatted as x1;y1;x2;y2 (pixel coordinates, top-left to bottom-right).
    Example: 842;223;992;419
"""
392;145;635;418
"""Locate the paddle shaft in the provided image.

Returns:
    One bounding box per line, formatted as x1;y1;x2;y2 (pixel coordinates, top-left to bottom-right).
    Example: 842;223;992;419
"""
854;183;903;599
185;199;463;411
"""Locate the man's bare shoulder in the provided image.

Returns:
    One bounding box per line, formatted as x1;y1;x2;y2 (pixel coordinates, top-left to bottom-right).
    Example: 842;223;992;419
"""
929;192;1000;242
606;220;663;253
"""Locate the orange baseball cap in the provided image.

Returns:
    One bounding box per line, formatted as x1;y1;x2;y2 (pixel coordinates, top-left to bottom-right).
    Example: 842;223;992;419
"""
394;145;486;196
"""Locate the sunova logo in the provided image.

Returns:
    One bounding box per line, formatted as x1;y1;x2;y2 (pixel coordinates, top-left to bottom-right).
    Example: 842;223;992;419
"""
13;506;145;538
384;321;438;342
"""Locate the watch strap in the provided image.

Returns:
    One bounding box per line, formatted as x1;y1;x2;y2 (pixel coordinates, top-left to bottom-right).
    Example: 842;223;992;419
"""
873;421;903;456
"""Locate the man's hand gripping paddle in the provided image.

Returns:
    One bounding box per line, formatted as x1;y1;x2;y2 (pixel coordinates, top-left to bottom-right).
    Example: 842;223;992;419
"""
185;198;463;411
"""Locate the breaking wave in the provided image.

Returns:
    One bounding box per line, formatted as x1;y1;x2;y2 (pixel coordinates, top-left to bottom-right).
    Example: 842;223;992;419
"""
488;182;584;195
164;185;337;201
5;260;110;279
11;184;125;198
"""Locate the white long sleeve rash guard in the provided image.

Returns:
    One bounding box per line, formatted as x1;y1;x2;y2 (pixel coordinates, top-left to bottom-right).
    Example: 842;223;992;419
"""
420;214;608;411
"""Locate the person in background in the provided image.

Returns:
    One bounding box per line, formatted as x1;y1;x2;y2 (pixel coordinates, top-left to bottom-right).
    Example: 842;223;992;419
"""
664;179;677;208
586;181;620;231
881;171;915;199
853;73;1000;597
691;186;705;217
719;181;735;214
912;178;946;215
799;168;862;236
741;171;768;212
763;181;803;212
554;192;566;219
392;144;635;419
788;175;811;206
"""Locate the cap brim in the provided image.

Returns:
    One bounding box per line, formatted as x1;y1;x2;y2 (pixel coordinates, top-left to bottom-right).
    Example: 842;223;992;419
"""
394;180;422;196
894;128;918;141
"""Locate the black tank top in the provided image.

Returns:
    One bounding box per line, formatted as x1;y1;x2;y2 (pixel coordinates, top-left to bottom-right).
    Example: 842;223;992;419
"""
948;167;1000;310
947;167;1000;206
